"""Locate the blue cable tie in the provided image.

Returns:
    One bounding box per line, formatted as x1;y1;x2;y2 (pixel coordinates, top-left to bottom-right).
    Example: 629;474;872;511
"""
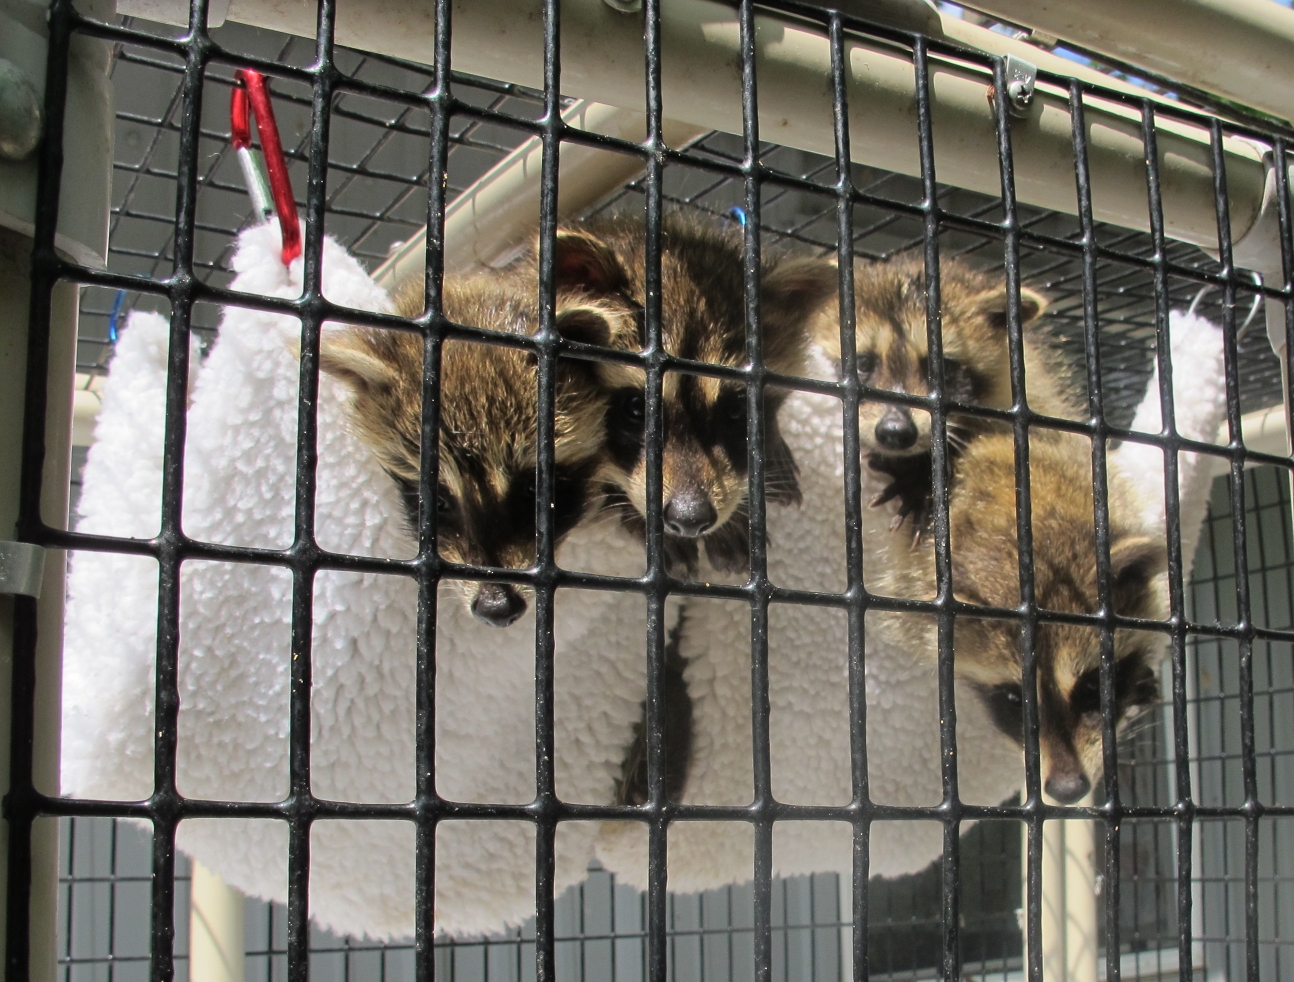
728;206;748;227
107;289;127;343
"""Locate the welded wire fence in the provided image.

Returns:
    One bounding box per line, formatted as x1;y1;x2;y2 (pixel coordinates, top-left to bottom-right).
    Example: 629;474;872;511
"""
57;468;1294;982
16;1;1294;981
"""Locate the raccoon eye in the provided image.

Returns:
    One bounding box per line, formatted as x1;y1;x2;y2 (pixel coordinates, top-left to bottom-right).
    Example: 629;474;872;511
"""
613;390;645;427
855;351;878;379
982;683;1024;741
725;396;746;421
1118;653;1159;708
1071;669;1102;715
436;490;454;517
921;356;983;403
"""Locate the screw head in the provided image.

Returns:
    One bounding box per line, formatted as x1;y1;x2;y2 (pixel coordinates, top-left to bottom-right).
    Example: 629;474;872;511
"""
1006;78;1034;112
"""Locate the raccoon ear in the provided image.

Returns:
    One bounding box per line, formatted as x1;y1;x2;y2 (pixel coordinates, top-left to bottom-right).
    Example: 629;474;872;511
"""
977;285;1048;329
761;257;840;373
1109;534;1167;615
554;305;613;348
553;229;627;295
761;257;840;319
318;330;398;393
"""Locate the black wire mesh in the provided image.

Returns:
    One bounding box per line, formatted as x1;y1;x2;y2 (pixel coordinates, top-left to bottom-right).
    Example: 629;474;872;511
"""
76;19;558;375
16;1;1294;982
56;466;1294;982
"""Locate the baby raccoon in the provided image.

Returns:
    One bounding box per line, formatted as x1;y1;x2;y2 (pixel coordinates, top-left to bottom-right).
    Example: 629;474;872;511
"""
544;215;838;574
319;243;628;627
815;254;1075;537
942;429;1165;803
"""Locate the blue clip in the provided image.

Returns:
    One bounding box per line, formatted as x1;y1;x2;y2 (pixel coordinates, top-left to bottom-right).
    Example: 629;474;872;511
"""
728;206;748;227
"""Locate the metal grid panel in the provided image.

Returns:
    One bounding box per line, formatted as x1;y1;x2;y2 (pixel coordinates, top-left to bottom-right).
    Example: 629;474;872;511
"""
76;19;554;374
61;822;855;982
57;465;1294;982
16;2;1294;982
594;133;1284;425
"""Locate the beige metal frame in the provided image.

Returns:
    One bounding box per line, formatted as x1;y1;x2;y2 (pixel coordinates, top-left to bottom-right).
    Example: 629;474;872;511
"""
958;0;1294;127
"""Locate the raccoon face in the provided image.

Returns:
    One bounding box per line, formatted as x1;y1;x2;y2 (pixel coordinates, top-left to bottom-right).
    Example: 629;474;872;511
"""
972;627;1161;804
600;376;799;568
319;285;616;627
948;432;1167;804
544;217;837;574
822;254;1045;458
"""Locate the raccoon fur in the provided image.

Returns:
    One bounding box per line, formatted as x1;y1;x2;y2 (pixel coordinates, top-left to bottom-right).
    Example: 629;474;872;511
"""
813;253;1077;538
534;214;838;575
318;240;631;626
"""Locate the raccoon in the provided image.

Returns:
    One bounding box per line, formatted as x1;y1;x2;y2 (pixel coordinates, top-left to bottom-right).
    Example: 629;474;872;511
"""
318;237;633;627
814;254;1076;538
885;427;1167;804
539;214;838;575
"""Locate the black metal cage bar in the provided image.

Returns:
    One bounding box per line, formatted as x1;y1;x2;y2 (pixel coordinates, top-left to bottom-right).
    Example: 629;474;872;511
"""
13;1;1294;982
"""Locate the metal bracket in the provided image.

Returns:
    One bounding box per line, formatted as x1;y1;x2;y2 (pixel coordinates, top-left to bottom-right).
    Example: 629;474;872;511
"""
1002;54;1037;117
0;542;45;599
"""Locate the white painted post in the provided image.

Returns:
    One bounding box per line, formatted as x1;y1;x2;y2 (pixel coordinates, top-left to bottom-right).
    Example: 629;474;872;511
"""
189;862;246;982
1025;795;1098;982
839;872;852;982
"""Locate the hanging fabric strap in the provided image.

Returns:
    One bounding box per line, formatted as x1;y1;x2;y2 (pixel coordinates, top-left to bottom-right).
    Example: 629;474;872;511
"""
230;69;301;265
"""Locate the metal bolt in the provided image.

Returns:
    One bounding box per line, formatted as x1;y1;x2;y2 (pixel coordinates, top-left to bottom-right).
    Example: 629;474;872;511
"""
0;58;42;162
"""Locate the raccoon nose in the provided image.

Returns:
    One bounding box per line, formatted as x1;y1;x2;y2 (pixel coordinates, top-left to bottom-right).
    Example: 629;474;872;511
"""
1044;768;1092;805
663;490;718;537
471;584;527;627
874;409;918;451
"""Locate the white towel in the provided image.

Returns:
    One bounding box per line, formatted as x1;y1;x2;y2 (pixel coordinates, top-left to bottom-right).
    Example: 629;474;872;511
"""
62;309;196;804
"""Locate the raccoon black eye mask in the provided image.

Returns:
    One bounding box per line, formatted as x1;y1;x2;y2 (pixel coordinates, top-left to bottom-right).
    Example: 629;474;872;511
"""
815;253;1075;543
543;214;837;575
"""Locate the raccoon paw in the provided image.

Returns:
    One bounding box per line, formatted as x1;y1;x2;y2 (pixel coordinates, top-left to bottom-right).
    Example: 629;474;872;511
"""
698;517;751;576
867;452;934;541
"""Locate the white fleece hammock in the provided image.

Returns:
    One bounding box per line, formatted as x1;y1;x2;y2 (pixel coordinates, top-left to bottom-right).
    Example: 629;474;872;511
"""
63;222;667;940
62;217;1230;938
596;311;1229;891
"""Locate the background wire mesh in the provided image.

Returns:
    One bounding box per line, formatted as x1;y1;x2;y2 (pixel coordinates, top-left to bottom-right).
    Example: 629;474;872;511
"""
32;3;1294;982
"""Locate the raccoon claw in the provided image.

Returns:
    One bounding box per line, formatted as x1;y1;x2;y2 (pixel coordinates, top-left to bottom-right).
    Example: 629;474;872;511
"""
866;453;935;540
910;521;926;548
889;497;928;541
870;486;900;509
